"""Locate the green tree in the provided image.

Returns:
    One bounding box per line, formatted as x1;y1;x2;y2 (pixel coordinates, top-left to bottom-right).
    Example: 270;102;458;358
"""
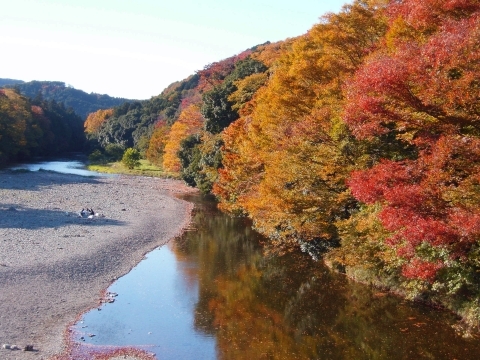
104;143;125;161
88;149;106;164
178;134;202;187
122;147;141;169
201;57;268;134
201;82;238;134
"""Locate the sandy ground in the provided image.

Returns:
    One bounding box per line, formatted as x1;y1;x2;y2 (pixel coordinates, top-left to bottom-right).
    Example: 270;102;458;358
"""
0;170;196;360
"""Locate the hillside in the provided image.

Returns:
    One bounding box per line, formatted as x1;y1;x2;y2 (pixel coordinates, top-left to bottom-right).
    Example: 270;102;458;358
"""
85;0;480;327
0;78;25;87
1;80;132;119
84;41;281;166
0;88;85;165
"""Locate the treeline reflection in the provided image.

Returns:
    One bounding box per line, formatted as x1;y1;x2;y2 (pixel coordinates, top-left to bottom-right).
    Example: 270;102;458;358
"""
171;195;480;360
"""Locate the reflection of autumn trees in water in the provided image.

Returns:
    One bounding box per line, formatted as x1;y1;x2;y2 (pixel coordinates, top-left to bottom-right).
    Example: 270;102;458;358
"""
169;196;480;360
170;195;262;338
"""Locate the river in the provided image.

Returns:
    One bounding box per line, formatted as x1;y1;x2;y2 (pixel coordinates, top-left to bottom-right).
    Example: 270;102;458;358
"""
74;194;480;359
8;154;110;177
10;160;480;359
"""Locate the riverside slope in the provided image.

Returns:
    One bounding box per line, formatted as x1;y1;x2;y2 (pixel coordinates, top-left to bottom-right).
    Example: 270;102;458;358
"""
0;171;196;360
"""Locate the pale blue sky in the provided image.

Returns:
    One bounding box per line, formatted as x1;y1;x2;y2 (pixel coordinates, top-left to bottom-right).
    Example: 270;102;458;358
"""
1;0;350;99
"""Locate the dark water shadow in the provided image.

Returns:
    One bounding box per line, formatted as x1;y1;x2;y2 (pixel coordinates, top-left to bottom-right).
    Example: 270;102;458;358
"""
0;169;105;191
0;204;124;229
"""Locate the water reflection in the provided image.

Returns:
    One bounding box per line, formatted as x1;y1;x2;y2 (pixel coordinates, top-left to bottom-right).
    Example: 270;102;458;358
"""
74;195;480;359
8;157;111;177
75;243;216;359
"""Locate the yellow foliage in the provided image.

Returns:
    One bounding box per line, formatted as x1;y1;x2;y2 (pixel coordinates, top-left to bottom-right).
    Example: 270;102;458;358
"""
0;89;39;161
162;105;204;173
145;123;169;166
329;204;395;269
215;0;388;248
250;40;294;67
385;17;422;51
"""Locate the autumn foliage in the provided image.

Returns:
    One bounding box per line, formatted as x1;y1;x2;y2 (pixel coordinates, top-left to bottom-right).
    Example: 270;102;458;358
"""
214;0;387;253
84;108;114;134
78;0;480;317
145;120;169;166
0;89;85;164
342;0;480;291
163;105;204;172
211;0;480;315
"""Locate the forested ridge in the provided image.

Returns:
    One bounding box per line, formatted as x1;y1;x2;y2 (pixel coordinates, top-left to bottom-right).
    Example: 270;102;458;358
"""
2;80;131;119
0;88;85;164
3;0;480;327
0;78;24;87
0;79;131;165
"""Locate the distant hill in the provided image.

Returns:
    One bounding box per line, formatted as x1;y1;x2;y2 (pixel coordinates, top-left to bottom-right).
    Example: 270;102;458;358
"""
1;80;133;119
0;78;25;87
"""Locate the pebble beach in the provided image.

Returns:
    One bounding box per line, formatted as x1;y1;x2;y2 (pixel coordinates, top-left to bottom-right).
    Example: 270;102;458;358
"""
0;170;196;360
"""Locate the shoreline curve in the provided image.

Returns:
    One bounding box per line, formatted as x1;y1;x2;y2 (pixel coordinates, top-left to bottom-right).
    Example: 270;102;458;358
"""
0;170;197;360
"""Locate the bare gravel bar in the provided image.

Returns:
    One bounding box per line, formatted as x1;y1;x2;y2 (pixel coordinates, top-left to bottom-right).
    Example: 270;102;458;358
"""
0;170;196;360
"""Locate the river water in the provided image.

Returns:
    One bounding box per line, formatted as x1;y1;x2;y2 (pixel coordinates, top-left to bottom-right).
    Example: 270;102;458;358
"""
73;194;480;360
9;160;480;359
8;155;110;177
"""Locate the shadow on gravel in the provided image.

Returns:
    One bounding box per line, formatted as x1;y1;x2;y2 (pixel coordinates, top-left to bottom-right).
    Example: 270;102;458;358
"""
0;205;125;230
0;170;105;190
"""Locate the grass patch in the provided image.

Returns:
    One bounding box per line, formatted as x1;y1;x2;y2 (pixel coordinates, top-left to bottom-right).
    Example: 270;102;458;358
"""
87;159;180;179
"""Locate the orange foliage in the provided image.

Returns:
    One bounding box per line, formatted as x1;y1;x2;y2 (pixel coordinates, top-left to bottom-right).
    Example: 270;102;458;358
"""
145;120;169;166
214;1;387;248
196;50;252;92
84;108;113;134
162;105;204;172
213;116;264;215
250;40;292;67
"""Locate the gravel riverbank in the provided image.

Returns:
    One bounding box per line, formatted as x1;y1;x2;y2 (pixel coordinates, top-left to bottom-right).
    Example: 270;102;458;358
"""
0;170;196;360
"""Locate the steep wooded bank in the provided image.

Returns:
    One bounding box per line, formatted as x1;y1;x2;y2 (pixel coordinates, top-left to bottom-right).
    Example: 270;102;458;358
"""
85;0;480;326
0;89;85;165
